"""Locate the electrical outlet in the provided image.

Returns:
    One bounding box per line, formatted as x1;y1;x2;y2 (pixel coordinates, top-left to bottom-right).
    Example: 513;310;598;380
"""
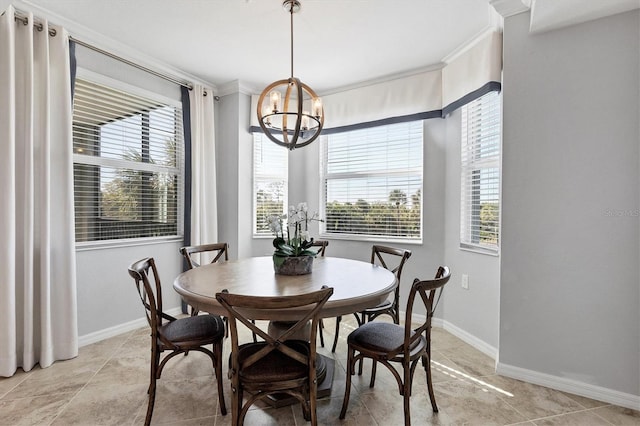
461;274;469;290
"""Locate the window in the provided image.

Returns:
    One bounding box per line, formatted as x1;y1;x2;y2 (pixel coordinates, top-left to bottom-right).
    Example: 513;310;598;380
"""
321;121;423;241
460;91;501;253
72;77;184;243
253;133;288;236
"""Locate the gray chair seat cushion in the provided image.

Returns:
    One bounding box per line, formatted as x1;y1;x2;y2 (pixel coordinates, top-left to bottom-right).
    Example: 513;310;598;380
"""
159;315;225;344
348;322;425;357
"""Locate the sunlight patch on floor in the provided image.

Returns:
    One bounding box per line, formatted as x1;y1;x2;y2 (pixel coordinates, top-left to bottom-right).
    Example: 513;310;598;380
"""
431;359;514;398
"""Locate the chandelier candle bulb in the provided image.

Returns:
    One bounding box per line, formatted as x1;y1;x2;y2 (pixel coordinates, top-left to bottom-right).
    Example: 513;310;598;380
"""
270;91;281;112
313;98;323;117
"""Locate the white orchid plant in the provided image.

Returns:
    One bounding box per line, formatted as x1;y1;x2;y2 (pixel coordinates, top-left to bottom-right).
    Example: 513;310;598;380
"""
268;202;323;261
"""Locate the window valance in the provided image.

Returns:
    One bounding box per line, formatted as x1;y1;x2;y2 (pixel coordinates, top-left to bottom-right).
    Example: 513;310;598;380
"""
250;30;502;133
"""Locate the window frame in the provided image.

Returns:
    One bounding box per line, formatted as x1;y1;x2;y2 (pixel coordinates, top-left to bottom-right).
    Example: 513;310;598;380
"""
72;68;185;249
459;91;502;255
252;132;289;238
319;121;424;244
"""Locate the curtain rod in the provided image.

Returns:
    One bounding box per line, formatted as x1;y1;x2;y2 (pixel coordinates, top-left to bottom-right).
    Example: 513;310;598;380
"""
10;8;209;95
13;12;56;37
69;36;198;92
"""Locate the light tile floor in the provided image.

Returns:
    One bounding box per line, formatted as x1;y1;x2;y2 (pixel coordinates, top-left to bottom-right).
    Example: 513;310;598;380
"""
1;316;638;425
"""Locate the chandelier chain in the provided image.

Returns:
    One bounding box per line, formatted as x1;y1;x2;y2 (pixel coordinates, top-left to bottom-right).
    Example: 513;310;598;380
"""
290;4;294;79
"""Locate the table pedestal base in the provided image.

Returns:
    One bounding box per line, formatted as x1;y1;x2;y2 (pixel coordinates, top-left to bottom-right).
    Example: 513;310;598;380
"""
265;354;334;408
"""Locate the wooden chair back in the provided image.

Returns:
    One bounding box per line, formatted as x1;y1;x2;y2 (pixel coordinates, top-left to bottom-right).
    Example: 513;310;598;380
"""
180;242;229;269
401;266;451;358
370;244;412;281
217;287;332;368
369;244;412;318
128;257;164;337
310;240;329;257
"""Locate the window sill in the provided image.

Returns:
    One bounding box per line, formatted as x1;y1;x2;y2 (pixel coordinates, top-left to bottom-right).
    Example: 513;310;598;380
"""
459;244;499;257
76;236;183;252
253;235;274;239
320;233;422;246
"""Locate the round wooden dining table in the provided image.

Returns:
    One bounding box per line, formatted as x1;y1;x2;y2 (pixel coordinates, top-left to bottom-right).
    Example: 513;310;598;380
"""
173;255;397;405
173;256;397;320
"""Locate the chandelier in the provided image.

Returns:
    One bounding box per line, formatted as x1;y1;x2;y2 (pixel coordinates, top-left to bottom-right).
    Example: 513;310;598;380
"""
256;0;324;150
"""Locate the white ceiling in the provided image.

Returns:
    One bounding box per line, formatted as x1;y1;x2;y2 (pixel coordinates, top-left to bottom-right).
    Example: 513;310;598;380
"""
18;0;640;94
22;0;498;94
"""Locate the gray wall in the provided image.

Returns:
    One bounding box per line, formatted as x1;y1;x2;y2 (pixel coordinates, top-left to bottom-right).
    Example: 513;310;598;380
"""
443;108;501;352
216;91;255;260
500;10;640;396
76;241;182;338
215;93;241;259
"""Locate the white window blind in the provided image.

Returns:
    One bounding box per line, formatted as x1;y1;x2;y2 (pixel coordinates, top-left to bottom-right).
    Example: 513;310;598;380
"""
72;78;184;243
460;91;501;252
253;133;288;235
321;121;423;241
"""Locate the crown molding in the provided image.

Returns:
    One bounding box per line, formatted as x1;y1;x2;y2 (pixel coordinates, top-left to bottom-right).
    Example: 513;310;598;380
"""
441;25;502;65
489;0;531;18
216;80;256;97
317;62;445;97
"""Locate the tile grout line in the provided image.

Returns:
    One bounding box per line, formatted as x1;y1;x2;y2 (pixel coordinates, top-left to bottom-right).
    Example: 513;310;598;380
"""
527;406;617;426
0;371;30;401
359;392;382;426
46;329;137;426
493;391;533;424
290;404;298;426
579;406;617;425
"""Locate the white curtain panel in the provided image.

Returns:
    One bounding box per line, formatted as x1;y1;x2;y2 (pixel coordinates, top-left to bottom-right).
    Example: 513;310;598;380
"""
189;85;218;259
0;6;78;377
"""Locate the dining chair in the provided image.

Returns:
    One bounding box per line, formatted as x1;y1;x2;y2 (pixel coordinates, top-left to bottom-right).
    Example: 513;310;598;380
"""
128;257;227;426
180;242;229;316
361;245;412;324
339;266;450;426
310;240;329;347
330;244;412;353
216;286;333;426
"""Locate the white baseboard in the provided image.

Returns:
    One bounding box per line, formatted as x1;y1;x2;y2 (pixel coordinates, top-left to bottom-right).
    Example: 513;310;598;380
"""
497;362;640;411
440;319;498;361
428;316;499;361
78;307;182;347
